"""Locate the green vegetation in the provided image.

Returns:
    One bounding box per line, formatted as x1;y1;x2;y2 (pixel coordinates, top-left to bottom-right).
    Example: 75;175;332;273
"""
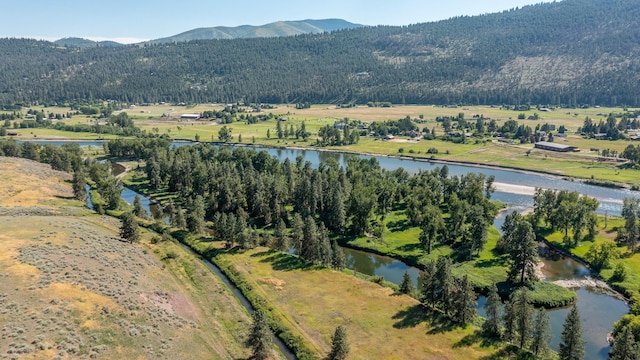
1;0;639;106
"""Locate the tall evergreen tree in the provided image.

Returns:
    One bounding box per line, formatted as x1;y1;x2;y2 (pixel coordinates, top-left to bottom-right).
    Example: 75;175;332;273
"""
327;325;349;360
174;206;187;230
507;219;539;285
530;309;551;357
133;194;148;219
421;260;438;308
514;288;534;349
119;212;140;243
292;213;304;254
301;216;319;262
330;239;346;270
399;270;414;295
452;274;477;325
186;195;206;234
247;310;272;360
559;306;585;360
483;283;502;337
502;300;516;344
434;256;454;313
610;325;640;360
273;218;289;252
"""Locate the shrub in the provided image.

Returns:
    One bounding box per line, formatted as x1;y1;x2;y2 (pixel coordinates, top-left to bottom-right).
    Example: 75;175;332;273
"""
427;147;439;154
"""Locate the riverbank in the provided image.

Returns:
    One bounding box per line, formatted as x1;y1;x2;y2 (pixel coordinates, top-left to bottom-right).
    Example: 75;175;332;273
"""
18;135;640;190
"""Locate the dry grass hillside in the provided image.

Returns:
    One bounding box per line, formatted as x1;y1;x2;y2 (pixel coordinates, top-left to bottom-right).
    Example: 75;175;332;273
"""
0;157;258;359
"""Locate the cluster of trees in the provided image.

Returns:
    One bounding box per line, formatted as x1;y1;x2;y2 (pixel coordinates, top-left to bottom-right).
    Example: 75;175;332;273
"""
317;123;360;146
618;198;640;253
420;256;477;325
580;114;640;140
368;116;417;137
622;144;640;165
274;120;309;141
531;188;599;247
484;286;584;359
109;140;498;263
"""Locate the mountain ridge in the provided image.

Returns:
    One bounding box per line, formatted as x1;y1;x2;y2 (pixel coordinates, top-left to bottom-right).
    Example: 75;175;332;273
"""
50;19;362;48
3;0;639;106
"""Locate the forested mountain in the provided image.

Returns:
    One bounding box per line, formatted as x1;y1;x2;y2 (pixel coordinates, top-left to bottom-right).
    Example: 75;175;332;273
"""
53;37;124;48
148;19;362;43
2;0;639;106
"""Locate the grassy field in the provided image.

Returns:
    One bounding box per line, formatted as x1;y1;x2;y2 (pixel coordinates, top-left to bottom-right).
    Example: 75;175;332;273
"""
4;103;640;186
186;238;509;360
0;157;264;359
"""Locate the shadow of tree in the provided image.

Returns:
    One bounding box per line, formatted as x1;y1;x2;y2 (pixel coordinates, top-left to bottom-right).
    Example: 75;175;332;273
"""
387;218;412;232
453;329;504;349
478;345;535;360
474;257;506;268
257;251;315;271
392;304;430;329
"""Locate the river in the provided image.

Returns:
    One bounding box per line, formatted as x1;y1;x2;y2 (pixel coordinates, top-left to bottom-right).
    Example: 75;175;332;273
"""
42;139;635;358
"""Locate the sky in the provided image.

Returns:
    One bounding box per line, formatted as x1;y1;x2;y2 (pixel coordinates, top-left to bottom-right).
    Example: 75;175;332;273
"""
1;0;555;43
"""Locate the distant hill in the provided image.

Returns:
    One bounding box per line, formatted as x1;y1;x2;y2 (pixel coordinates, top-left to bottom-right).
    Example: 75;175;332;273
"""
148;19;362;44
2;0;640;106
54;37;124;48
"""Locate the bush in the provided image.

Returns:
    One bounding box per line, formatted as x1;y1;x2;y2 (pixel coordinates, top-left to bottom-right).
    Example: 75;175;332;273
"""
427;147;439;154
611;263;627;282
398;148;404;153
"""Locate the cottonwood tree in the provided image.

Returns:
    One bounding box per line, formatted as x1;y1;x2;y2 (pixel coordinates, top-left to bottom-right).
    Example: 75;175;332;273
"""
507;219;539;285
620;198;640;253
119;212;140;243
72;168;86;202
559;306;585;360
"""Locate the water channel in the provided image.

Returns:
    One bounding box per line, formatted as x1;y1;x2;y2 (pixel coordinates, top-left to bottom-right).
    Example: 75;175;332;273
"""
41;139;637;358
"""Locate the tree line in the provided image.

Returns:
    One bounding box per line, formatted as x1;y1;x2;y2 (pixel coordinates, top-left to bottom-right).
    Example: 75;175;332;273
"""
0;0;639;106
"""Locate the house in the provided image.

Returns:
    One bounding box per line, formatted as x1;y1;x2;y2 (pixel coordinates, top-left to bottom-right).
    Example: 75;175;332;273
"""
180;114;200;120
593;133;608;140
334;122;347;130
534;141;579;152
383;134;395;140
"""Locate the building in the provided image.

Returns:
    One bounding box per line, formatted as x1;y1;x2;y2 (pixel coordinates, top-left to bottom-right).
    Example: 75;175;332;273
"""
534;141;579;152
180;114;200;120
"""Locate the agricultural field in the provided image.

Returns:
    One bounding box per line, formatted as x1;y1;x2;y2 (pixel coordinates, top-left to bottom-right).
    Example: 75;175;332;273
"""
0;157;259;359
3;103;640;186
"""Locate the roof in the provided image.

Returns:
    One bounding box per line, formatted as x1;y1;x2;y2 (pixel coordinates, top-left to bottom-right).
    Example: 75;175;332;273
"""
535;141;574;150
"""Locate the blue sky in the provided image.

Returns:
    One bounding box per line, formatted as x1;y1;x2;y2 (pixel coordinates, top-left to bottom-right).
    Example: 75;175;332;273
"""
1;0;554;43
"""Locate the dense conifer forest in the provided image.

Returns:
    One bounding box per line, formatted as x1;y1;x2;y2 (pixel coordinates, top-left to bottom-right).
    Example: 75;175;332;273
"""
1;0;639;106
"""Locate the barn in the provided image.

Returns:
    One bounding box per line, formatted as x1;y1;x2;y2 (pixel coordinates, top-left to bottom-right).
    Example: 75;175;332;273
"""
534;141;579;152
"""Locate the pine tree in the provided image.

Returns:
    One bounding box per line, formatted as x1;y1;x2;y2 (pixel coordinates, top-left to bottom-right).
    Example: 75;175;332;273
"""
292;213;304;254
318;223;333;267
452;274;477;325
435;256;454;313
507;219;539;285
530;309;551;357
133;194;148;219
610;325;639;360
174;206;187;229
514;288;534;349
559;306;585;360
301;216;319;262
421;260;438;308
119;212;140;243
247;310;272;360
483;283;502;337
399;270;414;295
502;300;516;344
327;325;349;360
273;218;289;252
330;239;346;270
